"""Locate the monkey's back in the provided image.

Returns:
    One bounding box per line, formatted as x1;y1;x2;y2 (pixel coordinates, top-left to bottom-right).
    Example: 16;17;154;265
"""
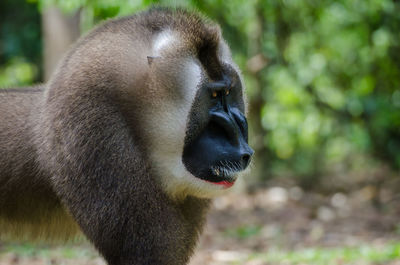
0;88;42;180
0;87;80;240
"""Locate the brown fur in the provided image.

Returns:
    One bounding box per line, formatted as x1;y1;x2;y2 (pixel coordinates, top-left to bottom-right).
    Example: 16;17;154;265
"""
0;87;81;241
0;8;237;265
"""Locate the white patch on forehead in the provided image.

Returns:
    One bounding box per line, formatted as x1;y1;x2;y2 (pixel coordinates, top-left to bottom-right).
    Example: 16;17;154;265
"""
153;30;176;56
218;40;234;65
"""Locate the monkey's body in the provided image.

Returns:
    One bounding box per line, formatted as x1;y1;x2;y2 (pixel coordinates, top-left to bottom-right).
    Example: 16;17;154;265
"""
0;87;210;263
0;8;252;265
0;89;77;240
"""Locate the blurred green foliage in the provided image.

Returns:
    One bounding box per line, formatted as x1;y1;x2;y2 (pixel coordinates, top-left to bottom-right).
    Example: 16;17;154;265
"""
0;58;37;87
192;0;400;186
0;0;41;86
1;0;399;187
224;225;263;240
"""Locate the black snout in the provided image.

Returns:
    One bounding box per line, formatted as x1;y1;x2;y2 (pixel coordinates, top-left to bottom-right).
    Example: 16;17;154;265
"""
234;144;254;171
209;110;240;145
240;151;253;169
183;104;253;183
209;108;253;170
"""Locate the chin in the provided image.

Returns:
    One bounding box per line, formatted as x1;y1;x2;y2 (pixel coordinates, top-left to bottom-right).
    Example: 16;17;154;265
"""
184;173;238;198
158;164;239;200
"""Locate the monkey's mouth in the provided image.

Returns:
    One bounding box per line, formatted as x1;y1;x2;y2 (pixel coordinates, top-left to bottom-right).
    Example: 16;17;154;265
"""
198;166;238;188
205;179;235;188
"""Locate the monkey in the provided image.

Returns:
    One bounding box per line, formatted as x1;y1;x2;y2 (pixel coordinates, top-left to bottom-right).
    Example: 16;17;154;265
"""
0;7;253;265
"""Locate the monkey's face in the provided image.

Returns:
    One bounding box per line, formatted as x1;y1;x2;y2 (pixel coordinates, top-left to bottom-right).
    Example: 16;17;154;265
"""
145;32;253;199
182;67;253;190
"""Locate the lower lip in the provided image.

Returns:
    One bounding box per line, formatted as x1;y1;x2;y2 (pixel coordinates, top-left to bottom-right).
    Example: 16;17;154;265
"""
206;180;235;188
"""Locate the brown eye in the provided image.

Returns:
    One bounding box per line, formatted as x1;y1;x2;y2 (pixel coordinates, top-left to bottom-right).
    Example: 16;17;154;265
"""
212;91;217;98
225;90;230;96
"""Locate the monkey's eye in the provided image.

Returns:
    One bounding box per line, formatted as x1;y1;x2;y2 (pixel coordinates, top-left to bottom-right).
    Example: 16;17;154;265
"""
212;91;218;98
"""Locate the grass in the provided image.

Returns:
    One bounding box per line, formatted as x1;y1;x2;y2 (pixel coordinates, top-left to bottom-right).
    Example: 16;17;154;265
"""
1;241;400;264
0;242;98;259
241;242;400;265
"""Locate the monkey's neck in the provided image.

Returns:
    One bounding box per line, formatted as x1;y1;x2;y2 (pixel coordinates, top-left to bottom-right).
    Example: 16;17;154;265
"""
176;196;211;257
179;196;211;223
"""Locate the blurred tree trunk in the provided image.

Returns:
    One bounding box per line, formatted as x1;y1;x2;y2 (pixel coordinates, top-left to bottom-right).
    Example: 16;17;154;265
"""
42;7;80;81
246;1;271;189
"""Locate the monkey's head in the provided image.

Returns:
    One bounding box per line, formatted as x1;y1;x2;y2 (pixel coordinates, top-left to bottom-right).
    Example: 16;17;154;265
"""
139;10;254;199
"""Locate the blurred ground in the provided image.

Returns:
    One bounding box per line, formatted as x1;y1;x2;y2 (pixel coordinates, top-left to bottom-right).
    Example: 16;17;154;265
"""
1;183;400;265
191;184;400;265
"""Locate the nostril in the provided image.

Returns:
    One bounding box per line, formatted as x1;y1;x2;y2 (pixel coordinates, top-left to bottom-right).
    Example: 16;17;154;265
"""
240;153;251;169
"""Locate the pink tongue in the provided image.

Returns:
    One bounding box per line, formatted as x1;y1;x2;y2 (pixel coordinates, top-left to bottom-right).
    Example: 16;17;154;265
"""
212;180;234;188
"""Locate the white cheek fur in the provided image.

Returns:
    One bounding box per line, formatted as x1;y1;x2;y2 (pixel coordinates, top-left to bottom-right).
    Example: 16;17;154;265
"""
148;33;243;199
148;58;233;199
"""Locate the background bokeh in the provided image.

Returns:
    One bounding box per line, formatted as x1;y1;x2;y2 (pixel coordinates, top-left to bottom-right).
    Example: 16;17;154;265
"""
1;1;400;264
1;0;399;189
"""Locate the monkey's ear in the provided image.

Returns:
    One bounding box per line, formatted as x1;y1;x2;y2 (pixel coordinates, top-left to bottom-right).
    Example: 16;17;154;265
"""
147;56;161;66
